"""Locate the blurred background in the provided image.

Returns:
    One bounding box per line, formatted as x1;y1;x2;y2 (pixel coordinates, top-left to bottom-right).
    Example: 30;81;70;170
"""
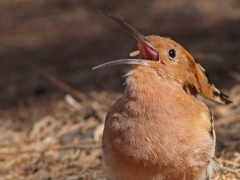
0;0;239;179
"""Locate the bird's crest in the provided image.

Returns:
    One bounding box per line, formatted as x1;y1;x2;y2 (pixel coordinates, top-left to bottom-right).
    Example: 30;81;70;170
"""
183;49;232;105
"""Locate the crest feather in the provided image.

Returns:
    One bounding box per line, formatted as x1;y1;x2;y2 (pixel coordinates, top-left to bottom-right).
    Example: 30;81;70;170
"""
183;50;232;105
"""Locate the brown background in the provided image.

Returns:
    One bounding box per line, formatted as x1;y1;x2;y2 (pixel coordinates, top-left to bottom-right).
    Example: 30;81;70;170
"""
0;0;239;179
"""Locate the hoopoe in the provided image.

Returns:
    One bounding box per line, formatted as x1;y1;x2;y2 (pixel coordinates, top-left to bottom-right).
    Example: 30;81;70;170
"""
94;11;232;180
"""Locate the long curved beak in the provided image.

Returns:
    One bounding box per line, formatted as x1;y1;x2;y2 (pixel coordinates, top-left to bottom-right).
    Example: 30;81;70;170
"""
93;11;160;70
100;11;159;61
93;59;151;70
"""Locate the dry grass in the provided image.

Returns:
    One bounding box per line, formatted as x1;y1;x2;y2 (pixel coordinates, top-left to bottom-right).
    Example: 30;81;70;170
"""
0;91;115;180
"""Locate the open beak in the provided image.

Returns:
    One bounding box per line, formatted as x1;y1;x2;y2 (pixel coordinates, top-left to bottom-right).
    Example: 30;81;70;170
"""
93;11;159;70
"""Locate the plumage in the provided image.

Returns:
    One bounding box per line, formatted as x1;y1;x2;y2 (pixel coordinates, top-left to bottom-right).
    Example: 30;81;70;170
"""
94;11;231;180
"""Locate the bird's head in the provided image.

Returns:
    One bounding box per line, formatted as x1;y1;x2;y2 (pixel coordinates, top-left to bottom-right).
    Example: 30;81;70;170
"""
93;11;231;105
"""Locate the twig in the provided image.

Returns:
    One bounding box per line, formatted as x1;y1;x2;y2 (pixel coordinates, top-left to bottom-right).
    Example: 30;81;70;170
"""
58;143;101;150
221;159;240;168
39;70;88;102
24;60;88;102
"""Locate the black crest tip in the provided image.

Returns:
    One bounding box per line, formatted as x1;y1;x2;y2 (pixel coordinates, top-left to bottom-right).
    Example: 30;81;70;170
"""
220;92;232;104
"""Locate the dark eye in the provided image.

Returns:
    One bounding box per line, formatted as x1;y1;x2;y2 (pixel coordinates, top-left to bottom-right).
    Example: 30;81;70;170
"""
168;49;176;59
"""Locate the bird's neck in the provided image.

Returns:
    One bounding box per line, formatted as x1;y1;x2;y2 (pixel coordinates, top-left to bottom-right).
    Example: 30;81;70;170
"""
122;67;186;120
125;66;179;101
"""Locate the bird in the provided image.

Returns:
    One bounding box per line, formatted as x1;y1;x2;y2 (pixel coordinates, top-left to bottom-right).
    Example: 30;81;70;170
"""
93;11;232;180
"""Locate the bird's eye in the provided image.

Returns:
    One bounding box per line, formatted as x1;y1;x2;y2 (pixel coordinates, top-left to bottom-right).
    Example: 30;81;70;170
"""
168;49;176;59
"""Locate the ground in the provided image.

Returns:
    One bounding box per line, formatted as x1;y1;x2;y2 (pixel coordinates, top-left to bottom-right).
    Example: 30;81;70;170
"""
0;0;240;179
